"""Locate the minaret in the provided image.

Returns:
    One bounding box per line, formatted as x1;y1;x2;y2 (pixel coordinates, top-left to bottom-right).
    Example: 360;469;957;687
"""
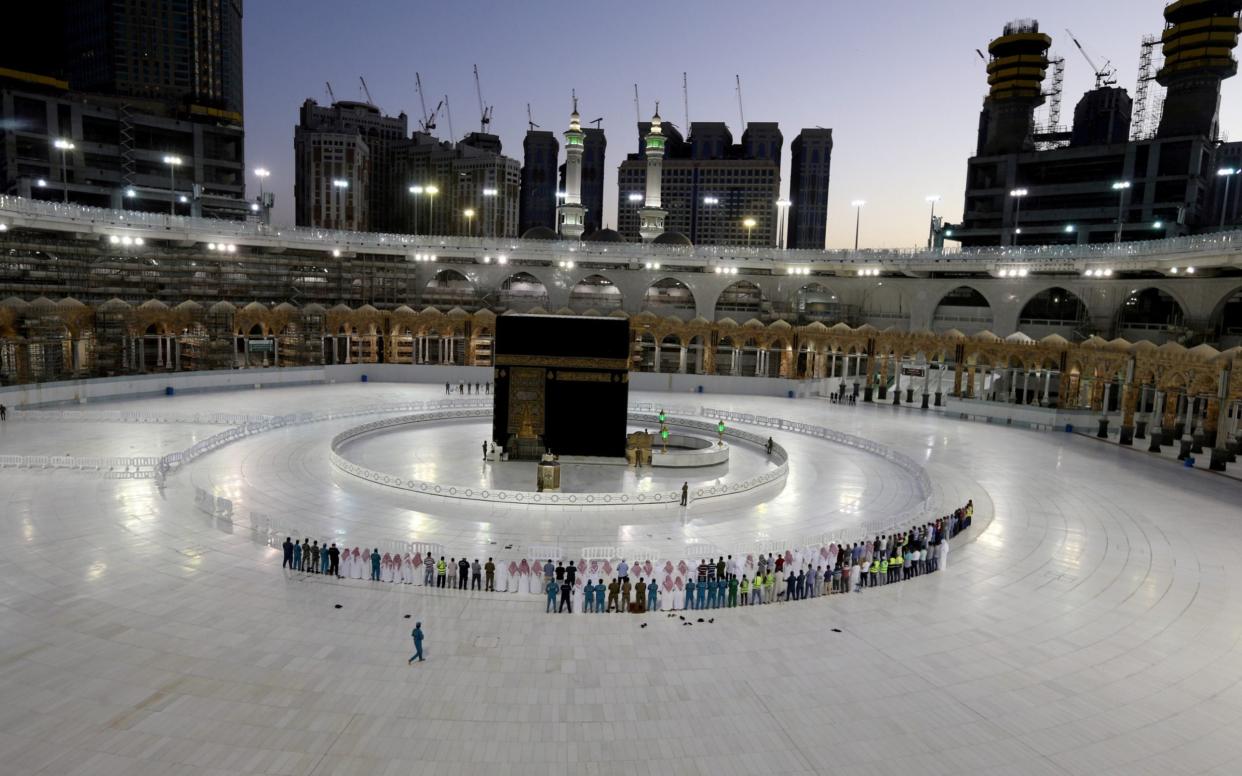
639;106;668;242
557;97;587;239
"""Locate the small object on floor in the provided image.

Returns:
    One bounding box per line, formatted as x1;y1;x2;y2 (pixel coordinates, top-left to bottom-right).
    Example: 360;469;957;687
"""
334;604;342;609
697;618;704;623
683;622;692;626
708;618;714;623
403;614;411;619
831;628;841;633
678;616;685;620
640;623;647;628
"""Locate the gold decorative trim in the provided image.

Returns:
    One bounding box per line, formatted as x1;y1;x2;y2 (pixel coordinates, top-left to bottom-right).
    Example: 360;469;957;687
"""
553;371;616;382
495;354;630;370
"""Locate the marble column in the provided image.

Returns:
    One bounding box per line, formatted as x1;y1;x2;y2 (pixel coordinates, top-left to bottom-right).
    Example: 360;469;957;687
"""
678;346;687;374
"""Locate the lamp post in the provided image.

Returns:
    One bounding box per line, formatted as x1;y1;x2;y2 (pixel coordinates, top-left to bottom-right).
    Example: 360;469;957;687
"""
53;139;74;204
716;420;725;446
482;187;498;238
1009;188;1028;245
1112;181;1131;243
408;185;423;235
1218;168;1239;228
254;167;269;198
851;200;866;251
332;178;349;228
926;195;940;250
463;208;476;237
743;217;757;248
425;184;439;234
163;155;183;216
775;199;791;249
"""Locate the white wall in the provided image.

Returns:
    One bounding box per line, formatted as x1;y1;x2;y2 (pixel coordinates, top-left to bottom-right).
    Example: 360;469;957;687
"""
0;364;823;408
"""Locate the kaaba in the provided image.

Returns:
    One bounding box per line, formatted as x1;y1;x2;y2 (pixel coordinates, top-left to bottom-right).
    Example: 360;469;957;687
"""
491;314;630;459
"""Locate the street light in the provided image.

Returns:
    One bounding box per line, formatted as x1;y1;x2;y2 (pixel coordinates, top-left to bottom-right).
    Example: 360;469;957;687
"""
254;167;270;197
54;139;74;204
1009;189;1028;243
1111;181;1131;243
425;184;439;234
408;185;424;235
926;195;940;250
332;178;349;228
775;199;791;249
742;217;757;247
482;187;498;237
463;207;476;237
1218;168;1239;228
851;200;866;251
163;155;183;216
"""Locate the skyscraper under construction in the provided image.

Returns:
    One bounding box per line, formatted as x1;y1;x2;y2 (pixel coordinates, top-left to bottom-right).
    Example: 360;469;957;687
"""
953;1;1242;247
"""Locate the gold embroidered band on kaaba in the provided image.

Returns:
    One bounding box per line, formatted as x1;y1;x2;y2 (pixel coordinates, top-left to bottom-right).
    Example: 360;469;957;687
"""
494;354;631;370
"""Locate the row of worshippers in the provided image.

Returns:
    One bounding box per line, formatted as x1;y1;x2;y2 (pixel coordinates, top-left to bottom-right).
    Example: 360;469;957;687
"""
278;500;974;608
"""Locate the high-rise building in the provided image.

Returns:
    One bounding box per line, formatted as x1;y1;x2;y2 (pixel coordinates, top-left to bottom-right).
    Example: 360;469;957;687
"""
0;1;247;218
579;127;607;234
395;132;521;238
788;129;833;249
294;99;408;232
519;130;558;234
617;119;782;246
62;0;245;119
294;124;369;231
953;5;1242;247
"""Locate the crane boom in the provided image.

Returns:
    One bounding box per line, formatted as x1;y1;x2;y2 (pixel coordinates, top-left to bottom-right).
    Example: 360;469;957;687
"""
416;73;430;127
735;74;746;128
359;76;374;105
1065;28;1116;88
325;81;336;103
683;72;690;130
473;64;491;133
527;103;539;131
444;94;455;143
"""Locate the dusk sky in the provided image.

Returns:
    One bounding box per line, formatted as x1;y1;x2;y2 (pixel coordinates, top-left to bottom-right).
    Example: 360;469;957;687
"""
244;0;1242;249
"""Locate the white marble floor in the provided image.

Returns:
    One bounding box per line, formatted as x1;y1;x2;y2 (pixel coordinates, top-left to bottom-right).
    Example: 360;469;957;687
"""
1;383;1240;775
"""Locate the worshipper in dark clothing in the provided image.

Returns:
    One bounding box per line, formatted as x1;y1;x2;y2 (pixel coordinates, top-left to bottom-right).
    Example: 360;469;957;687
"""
328;543;340;577
558;579;573;613
282;537;294;569
458;558;470;588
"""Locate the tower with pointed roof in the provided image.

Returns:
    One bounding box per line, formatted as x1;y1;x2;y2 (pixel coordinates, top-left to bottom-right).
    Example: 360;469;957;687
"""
638;106;668;243
557;98;587;239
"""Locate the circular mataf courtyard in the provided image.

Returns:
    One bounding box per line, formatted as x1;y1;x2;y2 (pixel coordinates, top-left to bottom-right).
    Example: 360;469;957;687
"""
0;379;1239;775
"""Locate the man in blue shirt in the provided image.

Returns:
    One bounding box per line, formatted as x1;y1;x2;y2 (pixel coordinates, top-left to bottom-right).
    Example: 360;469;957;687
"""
370;549;381;581
408;622;425;664
647;580;659;612
582;580;595;613
546;578;559;613
594;580;606;613
706;577;717;609
617;559;629;583
685;578;697;610
292;540;302;571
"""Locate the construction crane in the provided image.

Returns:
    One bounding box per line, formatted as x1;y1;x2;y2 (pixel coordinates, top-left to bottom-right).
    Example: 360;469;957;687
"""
444;94;455;142
1131;35;1164;141
473;64;493;134
1065;28;1117;88
359;76;375;105
526;103;539;131
633;84;641;123
416;73;434;131
589;117;603;129
325;81;336;103
735;74;746;127
683;72;690;130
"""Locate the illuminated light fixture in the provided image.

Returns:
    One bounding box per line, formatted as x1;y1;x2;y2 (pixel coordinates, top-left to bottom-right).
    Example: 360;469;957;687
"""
1186;266;1195;274
1170;267;1179;274
109;235;120;245
178;195;188;203
628;193;643;202
566;260;575;269
703;196;719;205
0;224;7;232
134;237;144;246
715;266;723;274
250;203;260;212
1065;224;1076;233
226;244;236;253
998;269;1008;278
556;191;567;199
497;255;508;265
483;255;491;264
482;188;498;196
332;249;341;258
36;178;47;187
1103;268;1113;277
1153;221;1164;229
121;236;133;246
730;267;739;275
125;188;137;198
1018;268;1028;277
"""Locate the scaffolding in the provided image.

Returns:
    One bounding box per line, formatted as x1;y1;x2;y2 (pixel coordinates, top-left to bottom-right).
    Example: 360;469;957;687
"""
1131;35;1164;141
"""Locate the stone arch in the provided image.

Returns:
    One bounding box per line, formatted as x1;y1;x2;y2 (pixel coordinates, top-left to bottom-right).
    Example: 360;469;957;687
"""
1116;287;1185;342
643;277;697;315
497;272;549;312
423;270;478;309
569;274;624;313
1207;283;1242;347
1017;286;1091;341
715;280;764;319
794;282;844;323
932;285;994;334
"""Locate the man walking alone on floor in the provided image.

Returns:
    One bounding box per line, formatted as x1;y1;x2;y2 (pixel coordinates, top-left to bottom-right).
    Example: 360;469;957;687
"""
407;622;425;664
